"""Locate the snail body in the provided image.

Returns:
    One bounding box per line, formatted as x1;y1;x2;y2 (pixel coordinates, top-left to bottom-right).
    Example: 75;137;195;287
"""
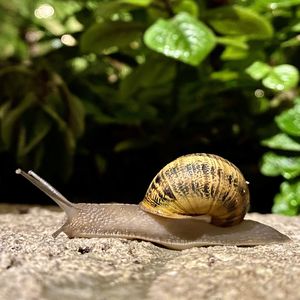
16;153;290;250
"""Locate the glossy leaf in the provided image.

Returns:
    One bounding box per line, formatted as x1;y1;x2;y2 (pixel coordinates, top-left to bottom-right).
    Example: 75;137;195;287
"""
281;36;300;48
272;181;300;216
207;5;273;40
211;70;239;81
221;46;248;60
144;12;216;66
292;22;300;32
173;0;199;17
246;61;271;80
262;64;299;91
95;0;151;18
81;21;144;53
261;152;300;179
256;0;300;9
276;102;300;136
262;133;300;151
217;37;248;49
121;0;152;5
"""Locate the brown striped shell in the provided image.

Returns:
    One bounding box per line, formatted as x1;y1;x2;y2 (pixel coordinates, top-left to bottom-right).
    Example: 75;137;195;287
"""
139;153;250;227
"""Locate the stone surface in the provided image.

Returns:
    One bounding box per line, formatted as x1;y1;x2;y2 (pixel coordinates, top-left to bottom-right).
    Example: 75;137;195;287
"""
0;204;299;300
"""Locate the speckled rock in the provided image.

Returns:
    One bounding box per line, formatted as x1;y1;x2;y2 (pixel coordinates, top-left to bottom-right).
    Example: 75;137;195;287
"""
0;204;299;300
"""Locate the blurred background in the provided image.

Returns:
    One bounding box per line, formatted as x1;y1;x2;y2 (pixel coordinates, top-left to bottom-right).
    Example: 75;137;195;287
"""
0;0;300;215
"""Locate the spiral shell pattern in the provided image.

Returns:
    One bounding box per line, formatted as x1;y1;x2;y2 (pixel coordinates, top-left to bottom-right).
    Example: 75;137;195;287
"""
139;153;250;227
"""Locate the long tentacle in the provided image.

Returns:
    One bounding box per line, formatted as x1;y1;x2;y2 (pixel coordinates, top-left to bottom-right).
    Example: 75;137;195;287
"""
15;169;79;218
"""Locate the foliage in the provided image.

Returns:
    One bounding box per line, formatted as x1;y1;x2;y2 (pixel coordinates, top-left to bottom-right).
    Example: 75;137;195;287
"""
0;0;300;213
261;98;300;215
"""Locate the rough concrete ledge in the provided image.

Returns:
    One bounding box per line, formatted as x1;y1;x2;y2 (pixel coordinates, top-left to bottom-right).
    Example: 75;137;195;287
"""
0;204;299;300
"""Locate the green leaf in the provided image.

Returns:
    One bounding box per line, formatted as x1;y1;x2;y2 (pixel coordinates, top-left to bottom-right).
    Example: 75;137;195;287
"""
249;97;270;114
95;154;107;174
262;64;299;91
144;12;216;66
276;102;300;136
95;0;151;19
281;36;300;48
121;0;152;5
120;56;176;99
80;21;143;53
255;0;300;9
173;0;199;17
261;152;300;179
217;37;249;50
211;70;239;81
114;137;153;152
32;143;45;171
65;93;85;138
95;2;132;19
17;113;52;157
85;102;117;125
16;125;26;159
59;134;76;180
221;46;248;60
42;104;69;132
1;93;35;147
207;5;273;40
114;102;157;124
262;133;300;151
292;22;300;32
246;61;271;80
272;181;300;216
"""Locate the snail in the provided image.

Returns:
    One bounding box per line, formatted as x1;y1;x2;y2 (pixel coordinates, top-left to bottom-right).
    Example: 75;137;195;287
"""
16;153;290;250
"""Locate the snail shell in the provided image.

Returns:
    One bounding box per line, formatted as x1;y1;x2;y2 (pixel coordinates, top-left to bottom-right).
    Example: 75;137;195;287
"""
140;153;250;227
